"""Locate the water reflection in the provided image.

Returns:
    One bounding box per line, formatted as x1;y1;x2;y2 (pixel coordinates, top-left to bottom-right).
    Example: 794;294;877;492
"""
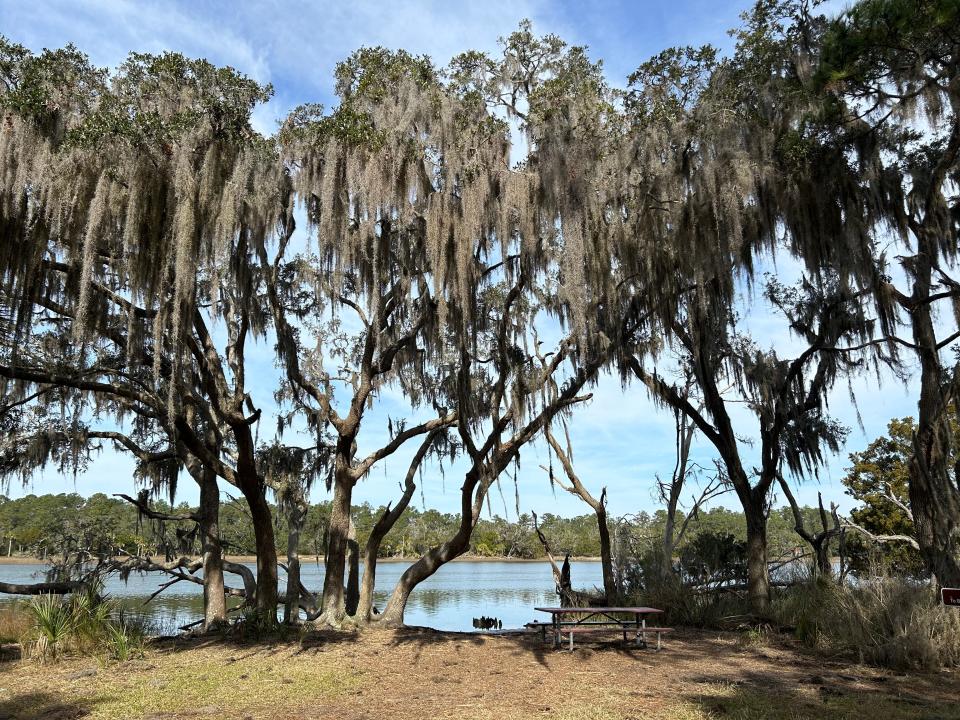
0;560;602;634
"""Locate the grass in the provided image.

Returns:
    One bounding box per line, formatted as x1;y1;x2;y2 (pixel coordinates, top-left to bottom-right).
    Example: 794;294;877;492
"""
1;626;957;720
772;577;960;670
0;604;31;644
681;681;960;720
1;644;361;720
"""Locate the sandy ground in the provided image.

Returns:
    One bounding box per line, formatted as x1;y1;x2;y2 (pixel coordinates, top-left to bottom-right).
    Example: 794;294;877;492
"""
1;627;958;720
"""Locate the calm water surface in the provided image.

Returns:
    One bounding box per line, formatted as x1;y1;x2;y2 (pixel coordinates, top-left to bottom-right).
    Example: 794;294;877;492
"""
0;560;602;634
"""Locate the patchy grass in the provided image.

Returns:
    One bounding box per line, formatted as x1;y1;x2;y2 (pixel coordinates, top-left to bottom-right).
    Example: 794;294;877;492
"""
684;680;960;720
0;627;957;719
0;640;361;719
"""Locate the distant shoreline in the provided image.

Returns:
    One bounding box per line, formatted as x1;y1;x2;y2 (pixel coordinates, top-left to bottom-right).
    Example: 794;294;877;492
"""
0;554;602;566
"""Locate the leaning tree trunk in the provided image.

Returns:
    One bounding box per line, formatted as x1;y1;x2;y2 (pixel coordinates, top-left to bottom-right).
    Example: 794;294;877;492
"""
378;526;473;627
0;580;87;595
357;493;409;621
198;470;227;628
379;470;486;626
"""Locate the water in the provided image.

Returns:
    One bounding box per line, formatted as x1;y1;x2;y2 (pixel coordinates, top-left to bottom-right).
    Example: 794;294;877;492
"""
0;560;602;634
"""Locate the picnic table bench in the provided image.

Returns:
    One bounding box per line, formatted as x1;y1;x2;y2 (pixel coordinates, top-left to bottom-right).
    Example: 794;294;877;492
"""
531;606;672;650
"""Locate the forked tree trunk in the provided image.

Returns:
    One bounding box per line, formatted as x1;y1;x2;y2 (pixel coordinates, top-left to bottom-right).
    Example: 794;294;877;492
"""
198;471;227;628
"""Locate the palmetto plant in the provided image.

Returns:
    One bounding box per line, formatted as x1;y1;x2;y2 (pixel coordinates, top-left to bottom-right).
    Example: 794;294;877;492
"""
26;594;74;662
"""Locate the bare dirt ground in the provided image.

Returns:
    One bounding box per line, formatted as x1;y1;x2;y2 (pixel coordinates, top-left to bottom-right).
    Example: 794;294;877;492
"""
1;627;958;720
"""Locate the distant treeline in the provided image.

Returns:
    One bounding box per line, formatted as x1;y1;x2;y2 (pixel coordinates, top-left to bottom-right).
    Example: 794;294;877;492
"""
0;492;834;562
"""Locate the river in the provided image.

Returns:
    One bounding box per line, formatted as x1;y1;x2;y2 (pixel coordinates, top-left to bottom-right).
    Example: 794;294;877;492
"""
0;560;603;634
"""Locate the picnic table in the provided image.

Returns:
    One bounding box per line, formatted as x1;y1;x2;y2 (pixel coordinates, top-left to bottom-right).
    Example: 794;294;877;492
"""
532;606;669;650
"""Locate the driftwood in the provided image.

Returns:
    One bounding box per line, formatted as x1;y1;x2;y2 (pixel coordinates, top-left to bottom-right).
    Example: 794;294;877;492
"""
0;580;87;595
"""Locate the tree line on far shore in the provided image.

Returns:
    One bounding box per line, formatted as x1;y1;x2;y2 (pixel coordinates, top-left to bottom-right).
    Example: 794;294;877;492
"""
0;492;828;561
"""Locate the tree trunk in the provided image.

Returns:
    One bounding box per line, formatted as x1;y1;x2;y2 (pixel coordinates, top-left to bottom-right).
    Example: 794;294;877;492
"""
321;466;354;619
358;434;431;621
0;580;86;595
345;520;360;617
284;500;306;625
813;538;832;579
379;527;473;627
380;470;484;626
198;472;227;628
744;503;771;615
909;410;960;587
596;508;616;602
239;478;278;620
358;542;380;622
905;243;960;588
662;500;678;577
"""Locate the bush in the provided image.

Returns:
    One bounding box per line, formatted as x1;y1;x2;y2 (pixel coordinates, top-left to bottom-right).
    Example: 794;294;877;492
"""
773;577;960;671
23;589;148;663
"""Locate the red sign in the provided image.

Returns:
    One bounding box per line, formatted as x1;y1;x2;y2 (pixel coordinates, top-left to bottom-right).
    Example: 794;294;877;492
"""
943;588;960;607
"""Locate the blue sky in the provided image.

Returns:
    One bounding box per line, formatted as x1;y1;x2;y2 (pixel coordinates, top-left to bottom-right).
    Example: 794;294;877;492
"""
0;0;921;520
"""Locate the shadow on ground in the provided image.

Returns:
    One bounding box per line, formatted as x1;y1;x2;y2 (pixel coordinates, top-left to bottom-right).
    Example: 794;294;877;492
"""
0;692;92;720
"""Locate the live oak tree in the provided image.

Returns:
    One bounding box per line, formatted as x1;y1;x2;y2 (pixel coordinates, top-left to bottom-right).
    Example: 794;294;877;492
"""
626;278;871;613
733;0;960;586
815;0;960;587
0;42;288;619
377;277;606;626
272;47;504;623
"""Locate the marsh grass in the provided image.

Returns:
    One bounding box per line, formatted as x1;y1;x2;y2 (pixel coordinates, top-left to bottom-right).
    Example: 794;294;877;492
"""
0;604;31;644
773;577;960;670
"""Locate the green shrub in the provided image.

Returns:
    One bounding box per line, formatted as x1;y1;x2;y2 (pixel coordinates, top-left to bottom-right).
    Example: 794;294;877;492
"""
23;590;149;663
26;593;74;662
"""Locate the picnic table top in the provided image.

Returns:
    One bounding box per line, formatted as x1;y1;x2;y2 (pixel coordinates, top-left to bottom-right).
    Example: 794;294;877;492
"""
533;606;663;615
